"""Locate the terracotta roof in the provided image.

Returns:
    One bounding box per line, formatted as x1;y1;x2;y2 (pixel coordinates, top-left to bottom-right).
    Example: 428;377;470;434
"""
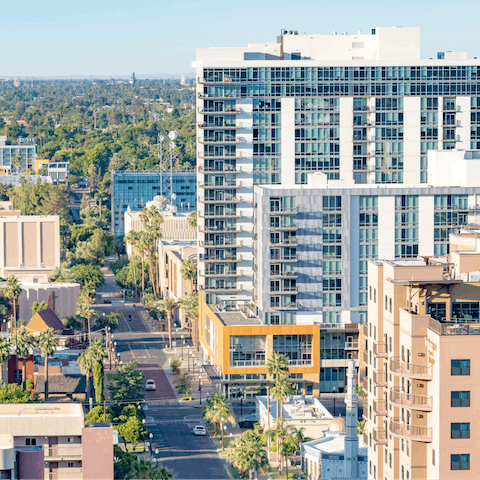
35;374;93;394
31;308;64;331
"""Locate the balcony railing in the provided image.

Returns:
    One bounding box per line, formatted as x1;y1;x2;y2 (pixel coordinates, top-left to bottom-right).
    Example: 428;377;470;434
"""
270;254;297;262
271;302;297;310
269;288;298;295
373;341;388;358
46;445;82;459
270;271;298;278
201;285;242;292
202;255;238;262
389;419;432;442
198;152;242;159
199;211;241;218
198;196;241;203
362;376;368;391
199;226;241;233
198;181;242;189
389;388;432;412
373;428;388;445
373;370;388;387
198;136;244;144
198;165;241;174
269;239;298;246
362;323;368;337
428;317;480;336
198;106;241;114
363;431;369;447
345;341;359;350
269;207;298;214
373;399;388;416
200;270;241;277
269;224;298;231
390;358;432;380
362;349;368;365
230;360;265;367
198;92;240;99
198;123;240;129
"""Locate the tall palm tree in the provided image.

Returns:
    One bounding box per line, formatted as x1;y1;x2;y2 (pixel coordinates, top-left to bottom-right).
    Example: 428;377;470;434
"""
186;211;197;230
133;458;173;480
76;286;96;347
265;416;289;474
0;338;11;383
180;257;197;292
266;352;289;428
227;429;269;480
157;297;178;350
37;328;59;400
125;230;140;296
137;231;149;296
203;393;236;450
78;349;94;401
4;276;22;381
179;292;199;349
15;327;35;388
271;374;294;420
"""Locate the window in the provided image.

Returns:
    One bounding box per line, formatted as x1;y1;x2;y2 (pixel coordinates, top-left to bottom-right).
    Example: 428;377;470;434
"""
451;391;470;407
451;454;470;470
68;462;74;468
432;449;435;466
385;295;388;310
451;359;470;375
389;297;392;313
67;437;75;443
451;423;470;439
25;438;36;446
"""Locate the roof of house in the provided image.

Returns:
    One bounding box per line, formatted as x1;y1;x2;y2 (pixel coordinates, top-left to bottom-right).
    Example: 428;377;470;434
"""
30;308;64;331
35;375;93;394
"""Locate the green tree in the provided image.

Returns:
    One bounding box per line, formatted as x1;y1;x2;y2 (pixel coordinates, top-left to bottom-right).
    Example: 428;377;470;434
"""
0;381;36;403
75;229;106;264
4;278;22;374
86;405;114;423
186;211;197;229
125;230;140;296
89;339;107;404
76;286;96;346
15;327;35;388
358;419;366;434
179;291;199;349
227;428;269;480
157;297;178;350
202;393;236;450
180;257;197;291
71;263;105;288
0;338;11;383
266;352;289;430
78;349;94;401
271;374;294;420
114;444;137;480
94;311;120;332
61;316;82;330
37;327;59;400
108;360;145;408
31;300;49;316
132;458;173;480
118;416;142;452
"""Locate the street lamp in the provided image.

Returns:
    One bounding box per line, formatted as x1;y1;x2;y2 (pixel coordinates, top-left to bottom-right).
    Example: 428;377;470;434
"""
181;335;184;360
240;388;246;416
221;417;225;450
187;346;191;371
333;387;337;417
199;379;203;404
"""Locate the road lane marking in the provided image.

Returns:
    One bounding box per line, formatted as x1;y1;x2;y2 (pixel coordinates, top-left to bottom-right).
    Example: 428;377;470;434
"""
144;345;151;358
127;343;136;359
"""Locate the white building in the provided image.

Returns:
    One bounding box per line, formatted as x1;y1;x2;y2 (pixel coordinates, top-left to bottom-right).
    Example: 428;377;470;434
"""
194;27;480;308
301;361;367;479
0;136;36;173
47;161;70;181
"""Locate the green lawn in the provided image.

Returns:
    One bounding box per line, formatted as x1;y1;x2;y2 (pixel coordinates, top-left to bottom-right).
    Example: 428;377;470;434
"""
125;442;146;453
106;373;117;381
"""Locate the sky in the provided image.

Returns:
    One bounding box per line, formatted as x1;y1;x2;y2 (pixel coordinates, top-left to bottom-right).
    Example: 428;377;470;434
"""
2;0;480;77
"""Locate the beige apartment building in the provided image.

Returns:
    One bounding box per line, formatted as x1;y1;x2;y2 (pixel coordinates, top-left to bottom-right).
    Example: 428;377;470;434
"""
0;403;114;480
0;215;60;282
363;234;480;479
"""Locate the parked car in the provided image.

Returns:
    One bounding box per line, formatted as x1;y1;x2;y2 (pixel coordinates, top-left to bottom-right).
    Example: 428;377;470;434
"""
193;425;206;436
145;379;156;391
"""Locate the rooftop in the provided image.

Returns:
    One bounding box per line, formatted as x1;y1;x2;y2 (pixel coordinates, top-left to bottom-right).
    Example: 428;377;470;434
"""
302;434;368;460
257;395;333;421
216;311;262;326
0;403;82;418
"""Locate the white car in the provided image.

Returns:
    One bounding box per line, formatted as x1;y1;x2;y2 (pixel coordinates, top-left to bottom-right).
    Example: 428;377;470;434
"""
145;379;156;391
193;425;206;436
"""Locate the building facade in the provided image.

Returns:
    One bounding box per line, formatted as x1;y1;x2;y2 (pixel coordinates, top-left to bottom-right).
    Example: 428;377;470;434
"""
195;27;480;304
363;243;480;479
0;136;36;173
47;161;70;181
111;170;196;238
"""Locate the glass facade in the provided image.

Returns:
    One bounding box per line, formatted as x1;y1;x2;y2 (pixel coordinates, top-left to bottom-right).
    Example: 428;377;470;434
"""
111;171;196;238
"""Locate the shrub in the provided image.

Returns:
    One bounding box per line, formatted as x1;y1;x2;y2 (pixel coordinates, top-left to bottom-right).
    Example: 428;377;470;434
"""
180;395;194;402
170;355;181;374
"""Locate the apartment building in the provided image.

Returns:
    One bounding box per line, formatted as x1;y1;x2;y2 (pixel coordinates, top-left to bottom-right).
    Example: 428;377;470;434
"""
0;136;36;173
195;26;480;304
363;239;480;479
111;170;196;238
0;403;114;480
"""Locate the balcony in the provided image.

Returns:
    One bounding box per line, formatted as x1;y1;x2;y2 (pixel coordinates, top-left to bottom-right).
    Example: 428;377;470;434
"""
198;165;241;174
362;375;368;391
198;123;240;129
373;428;388;445
198;92;241;100
198;106;241;114
363;431;369;447
45;445;82;460
373;399;388;416
271;302;297;310
270;254;297;262
269;288;298;295
198;136;244;144
269;239;298;247
373;370;388;387
269;224;298;231
200;240;242;247
198;181;242;189
345;341;359;350
199;225;242;233
202;255;238;262
198;196;241;204
269;207;298;215
362;323;368;337
389;388;432;412
198;152;242;159
48;471;83;480
390;358;432;381
389;419;432;442
199;211;242;218
201;285;242;292
200;270;241;277
373;341;388;358
362;349;368;365
270;271;298;279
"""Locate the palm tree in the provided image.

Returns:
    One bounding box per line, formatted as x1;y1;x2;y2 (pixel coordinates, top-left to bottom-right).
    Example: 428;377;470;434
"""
157;297;178;350
187;211;197;230
4;276;22;381
203;393;236;450
133;458;173;480
271;374;294;420
88;340;107;403
76;286;96;347
15;327;35;388
280;426;308;480
37;328;59;400
78;349;94;401
180;257;197;292
0;338;11;383
265;416;289;474
137;231;149;296
125;230;140;296
266;352;289;429
179;292;199;350
227;429;269;480
140;205;163;297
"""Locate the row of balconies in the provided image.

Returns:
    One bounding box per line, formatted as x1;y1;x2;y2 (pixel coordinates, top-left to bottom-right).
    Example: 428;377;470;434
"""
198;106;241;114
370;420;432;445
198;196;242;204
199;225;242;233
199;211;241;218
270;254;298;262
198;181;242;189
199;239;242;247
270;271;298;278
198;136;246;144
199;269;244;277
198;165;242;174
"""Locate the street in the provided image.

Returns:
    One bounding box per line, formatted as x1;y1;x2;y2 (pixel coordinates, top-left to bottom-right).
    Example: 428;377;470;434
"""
95;291;230;479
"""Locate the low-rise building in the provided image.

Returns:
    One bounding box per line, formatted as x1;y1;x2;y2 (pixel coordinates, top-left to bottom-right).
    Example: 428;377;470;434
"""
0;135;36;173
47;161;70;181
0;403;114;480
